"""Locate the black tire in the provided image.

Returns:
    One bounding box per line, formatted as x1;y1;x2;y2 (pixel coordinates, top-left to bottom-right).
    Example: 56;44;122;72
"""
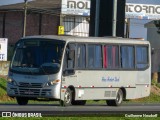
59;100;64;106
63;88;73;106
106;89;123;106
72;100;86;105
106;100;114;106
16;97;28;105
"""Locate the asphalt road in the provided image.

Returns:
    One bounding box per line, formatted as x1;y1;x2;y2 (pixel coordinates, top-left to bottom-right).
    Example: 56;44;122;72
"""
0;103;160;117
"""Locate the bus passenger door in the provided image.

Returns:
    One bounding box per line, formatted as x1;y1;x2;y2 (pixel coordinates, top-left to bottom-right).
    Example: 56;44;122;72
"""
75;44;87;100
61;43;77;100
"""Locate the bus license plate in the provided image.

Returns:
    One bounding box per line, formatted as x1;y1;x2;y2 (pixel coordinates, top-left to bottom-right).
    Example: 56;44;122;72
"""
24;91;34;94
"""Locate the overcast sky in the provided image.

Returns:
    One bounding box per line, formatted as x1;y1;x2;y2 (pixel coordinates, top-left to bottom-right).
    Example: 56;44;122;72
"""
0;0;33;6
0;0;23;6
1;0;160;6
126;0;160;4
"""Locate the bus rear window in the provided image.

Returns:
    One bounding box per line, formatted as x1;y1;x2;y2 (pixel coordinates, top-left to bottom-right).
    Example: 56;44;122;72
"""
136;46;148;69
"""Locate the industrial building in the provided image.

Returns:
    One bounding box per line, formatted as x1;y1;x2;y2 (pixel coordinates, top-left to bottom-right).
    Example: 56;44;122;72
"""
0;0;90;45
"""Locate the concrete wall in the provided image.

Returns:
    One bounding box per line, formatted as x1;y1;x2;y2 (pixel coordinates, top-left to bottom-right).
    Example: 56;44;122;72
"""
0;61;10;76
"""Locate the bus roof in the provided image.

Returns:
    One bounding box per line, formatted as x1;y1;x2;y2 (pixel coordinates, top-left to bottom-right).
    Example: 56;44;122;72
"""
20;35;150;45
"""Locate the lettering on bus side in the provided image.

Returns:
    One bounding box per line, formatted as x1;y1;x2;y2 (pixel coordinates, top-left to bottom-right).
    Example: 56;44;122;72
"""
102;76;120;82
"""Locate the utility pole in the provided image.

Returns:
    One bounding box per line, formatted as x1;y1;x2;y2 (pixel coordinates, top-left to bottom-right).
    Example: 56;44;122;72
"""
112;0;117;37
23;0;28;37
125;18;130;38
95;0;100;37
90;0;125;37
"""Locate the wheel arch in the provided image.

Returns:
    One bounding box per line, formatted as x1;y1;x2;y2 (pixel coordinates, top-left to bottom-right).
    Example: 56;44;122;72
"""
120;87;126;100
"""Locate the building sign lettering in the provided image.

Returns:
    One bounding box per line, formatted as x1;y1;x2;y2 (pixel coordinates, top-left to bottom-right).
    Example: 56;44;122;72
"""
126;3;160;19
61;0;90;16
67;1;90;9
62;1;160;20
0;38;8;61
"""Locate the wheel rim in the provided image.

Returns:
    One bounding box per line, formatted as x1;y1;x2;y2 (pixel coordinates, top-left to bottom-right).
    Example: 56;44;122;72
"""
116;91;122;104
64;91;71;104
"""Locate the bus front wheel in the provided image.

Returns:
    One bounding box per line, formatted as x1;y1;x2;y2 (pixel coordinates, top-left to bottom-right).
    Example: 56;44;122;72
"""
16;97;28;105
60;88;73;106
106;89;123;106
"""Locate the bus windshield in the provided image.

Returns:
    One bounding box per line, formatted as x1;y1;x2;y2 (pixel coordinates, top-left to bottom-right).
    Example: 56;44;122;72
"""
10;39;65;75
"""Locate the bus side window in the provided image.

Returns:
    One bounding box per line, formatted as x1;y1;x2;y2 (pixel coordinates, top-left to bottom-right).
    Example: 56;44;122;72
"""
88;44;102;69
103;45;119;69
136;46;148;69
77;44;86;68
66;44;75;69
121;46;135;69
88;45;94;68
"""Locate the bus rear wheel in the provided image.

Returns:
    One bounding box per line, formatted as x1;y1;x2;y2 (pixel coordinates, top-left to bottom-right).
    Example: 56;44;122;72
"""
106;89;123;106
16;97;28;105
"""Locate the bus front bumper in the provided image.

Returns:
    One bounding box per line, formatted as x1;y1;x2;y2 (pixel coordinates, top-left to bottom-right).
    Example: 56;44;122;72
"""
7;84;60;99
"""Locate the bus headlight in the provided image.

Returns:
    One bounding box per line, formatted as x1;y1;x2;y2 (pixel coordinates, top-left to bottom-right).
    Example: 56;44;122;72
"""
46;79;60;87
7;77;17;86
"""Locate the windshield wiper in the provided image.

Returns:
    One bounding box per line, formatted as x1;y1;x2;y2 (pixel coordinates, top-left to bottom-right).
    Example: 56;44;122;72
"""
39;65;50;82
12;65;34;75
39;66;48;75
23;66;34;75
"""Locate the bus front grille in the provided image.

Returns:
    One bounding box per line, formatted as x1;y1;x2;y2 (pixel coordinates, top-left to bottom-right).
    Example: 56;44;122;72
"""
19;88;40;96
10;88;53;97
41;89;52;96
18;82;43;88
10;88;18;95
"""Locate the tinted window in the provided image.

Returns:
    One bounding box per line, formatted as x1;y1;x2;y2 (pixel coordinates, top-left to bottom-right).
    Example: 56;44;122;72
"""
121;46;134;69
88;45;102;68
65;43;75;69
77;44;86;68
95;45;102;68
11;40;65;75
136;46;148;69
88;45;95;68
104;45;119;69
